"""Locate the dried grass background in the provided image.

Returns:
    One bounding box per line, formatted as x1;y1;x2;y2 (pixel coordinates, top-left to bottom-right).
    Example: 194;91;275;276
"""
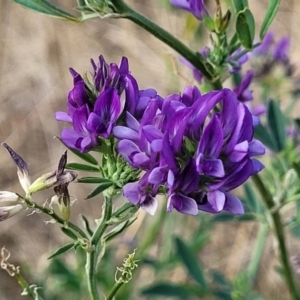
0;0;300;299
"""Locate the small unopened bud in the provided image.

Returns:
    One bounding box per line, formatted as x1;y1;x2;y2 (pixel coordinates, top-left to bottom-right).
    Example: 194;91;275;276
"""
28;151;77;195
54;185;71;221
0;191;20;206
2;143;31;194
0;204;23;222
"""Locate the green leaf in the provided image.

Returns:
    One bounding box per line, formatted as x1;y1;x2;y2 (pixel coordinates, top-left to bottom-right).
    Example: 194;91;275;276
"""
77;177;112;184
104;217;137;242
244;183;263;214
55;136;99;165
10;0;79;21
86;182;113;199
231;0;248;13
212;214;235;222
80;214;93;236
60;227;78;240
48;243;75;259
66;163;100;172
267;100;286;152
290;224;300;239
236;8;255;49
259;0;281;39
210;270;232;289
254;123;276;151
141;283;197;298
174;237;207;289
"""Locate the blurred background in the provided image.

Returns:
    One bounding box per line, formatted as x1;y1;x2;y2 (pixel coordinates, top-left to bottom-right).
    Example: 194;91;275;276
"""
0;0;300;299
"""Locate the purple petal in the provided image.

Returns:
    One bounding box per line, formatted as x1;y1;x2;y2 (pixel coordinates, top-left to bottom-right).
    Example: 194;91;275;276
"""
179;159;199;193
55;112;72;123
249;140;265;156
123;183;140;205
113;126;139;143
197;155;225;177
132;152;150;168
149;166;169;184
251;159;265;174
126;112;140;131
198;115;223;158
73;105;89;134
142;125;163;142
167;193;198;215
223;192;244;215
94;88;121;123
124;74;139;115
207;190;225;212
117;140;140;164
141;196;158;215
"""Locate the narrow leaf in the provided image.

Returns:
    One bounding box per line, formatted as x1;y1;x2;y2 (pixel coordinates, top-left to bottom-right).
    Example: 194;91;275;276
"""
174;237;207;289
236;8;255;49
244;183;263;214
55;136;99;165
66;163;100;172
77;177;112;184
48;243;75;259
10;0;79;21
60;227;78;240
86;182;113;199
141;283;198;298
254;123;277;151
260;0;281;40
267;100;286;152
80;214;93;236
104;217;137;242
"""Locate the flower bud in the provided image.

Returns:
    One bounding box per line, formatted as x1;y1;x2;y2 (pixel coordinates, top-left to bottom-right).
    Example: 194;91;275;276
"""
0;204;23;222
0;191;20;206
28;151;77;195
2;143;31;194
54;185;71;221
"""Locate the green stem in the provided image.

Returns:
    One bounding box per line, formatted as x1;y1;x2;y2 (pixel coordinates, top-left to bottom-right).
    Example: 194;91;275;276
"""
15;273;44;300
110;0;222;90
247;222;268;287
86;196;113;300
23;198;87;239
106;281;123;300
252;174;299;300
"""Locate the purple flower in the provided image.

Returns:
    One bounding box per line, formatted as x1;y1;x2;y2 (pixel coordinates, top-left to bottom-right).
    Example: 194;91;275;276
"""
273;36;290;61
87;88;122;138
116;87;265;216
56;55;140;152
123;172;158;215
61;105;98;152
233;70;254;102
179;47;210;84
227;48;248;74
170;0;209;20
251;32;291;76
167;159;199;215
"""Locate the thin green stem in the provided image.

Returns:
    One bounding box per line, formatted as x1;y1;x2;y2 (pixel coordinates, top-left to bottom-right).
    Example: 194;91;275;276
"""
15;273;44;300
106;281;123;300
252;174;299;300
86;196;113;300
247;222;269;287
110;0;222;90
23;198;87;239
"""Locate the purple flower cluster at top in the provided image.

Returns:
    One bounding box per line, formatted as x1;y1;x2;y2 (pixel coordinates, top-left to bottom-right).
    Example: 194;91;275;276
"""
253;32;290;62
56;56;139;152
114;86;265;216
170;0;209;20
